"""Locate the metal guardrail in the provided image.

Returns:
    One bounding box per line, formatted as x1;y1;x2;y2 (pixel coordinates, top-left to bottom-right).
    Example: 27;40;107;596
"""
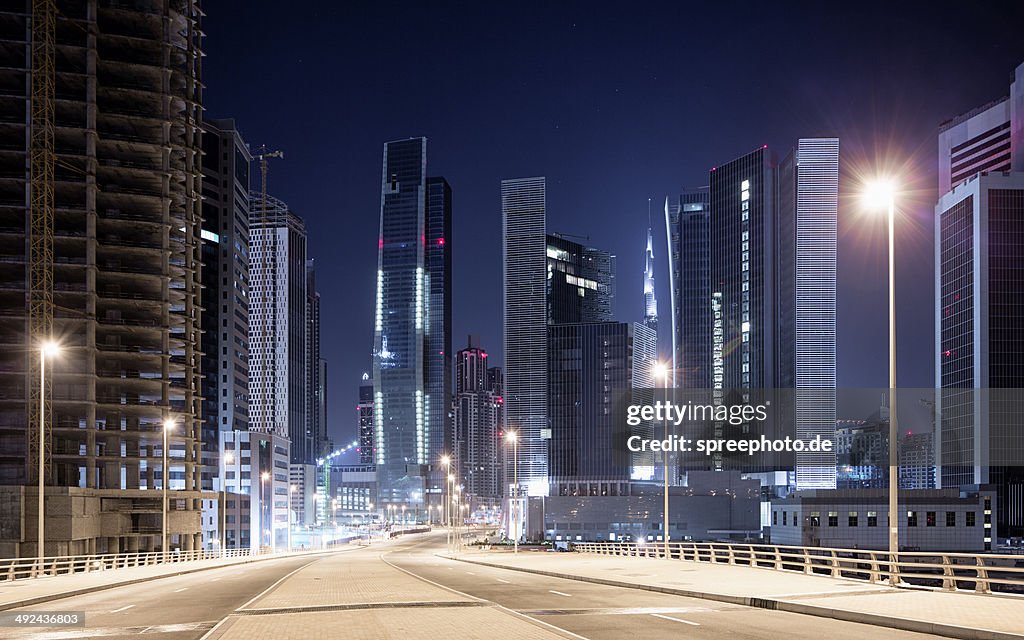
573;541;1024;595
0;547;267;582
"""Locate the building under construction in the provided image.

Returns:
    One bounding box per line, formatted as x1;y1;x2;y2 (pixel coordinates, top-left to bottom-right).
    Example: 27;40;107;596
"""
0;0;205;556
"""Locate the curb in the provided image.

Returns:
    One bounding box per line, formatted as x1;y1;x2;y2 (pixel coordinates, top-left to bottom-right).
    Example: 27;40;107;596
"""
0;548;344;612
446;554;1024;640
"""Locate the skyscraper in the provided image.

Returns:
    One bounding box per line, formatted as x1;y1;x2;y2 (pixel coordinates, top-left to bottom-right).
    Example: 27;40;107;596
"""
453;337;502;501
306;259;327;460
664;189;710;388
357;374;375;465
502;177;548;496
548;322;656;493
643;221;658;333
706;141;838;484
936;60;1024;537
372;138;451;509
200;118;252;492
937;61;1023;195
249;194;306;468
709;147;776;394
0;3;204;556
786;139;840;489
546;234;615;324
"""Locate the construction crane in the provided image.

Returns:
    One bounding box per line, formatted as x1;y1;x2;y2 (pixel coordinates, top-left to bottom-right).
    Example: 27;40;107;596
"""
29;0;56;486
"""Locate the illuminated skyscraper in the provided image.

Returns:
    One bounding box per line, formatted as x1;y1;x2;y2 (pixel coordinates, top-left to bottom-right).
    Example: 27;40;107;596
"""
372;138;451;509
664;189;710;388
643;216;658;333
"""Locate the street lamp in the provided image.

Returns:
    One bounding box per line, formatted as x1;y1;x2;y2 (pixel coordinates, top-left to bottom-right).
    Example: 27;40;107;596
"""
652;360;670;558
162;418;175;562
261;471;271;552
506;431;518;554
37;341;59;568
221;451;234;556
864;178;900;585
288;485;296;551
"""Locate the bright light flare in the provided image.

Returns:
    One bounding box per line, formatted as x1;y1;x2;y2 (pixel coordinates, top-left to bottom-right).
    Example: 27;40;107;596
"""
41;341;60;358
652;361;668;380
163;419;175;432
862;179;897;211
505;430;517;443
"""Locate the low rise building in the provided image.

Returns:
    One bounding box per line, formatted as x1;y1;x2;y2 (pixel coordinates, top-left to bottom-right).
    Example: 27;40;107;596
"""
770;487;996;551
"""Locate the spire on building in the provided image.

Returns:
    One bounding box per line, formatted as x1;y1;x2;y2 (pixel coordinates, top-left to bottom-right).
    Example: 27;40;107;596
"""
643;199;658;332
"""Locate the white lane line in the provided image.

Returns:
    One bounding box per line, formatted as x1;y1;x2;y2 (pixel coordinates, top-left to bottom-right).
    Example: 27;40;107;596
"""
548;590;572;597
210;577;221;582
496;578;511;584
174;587;188;592
651;613;700;626
465;571;476;575
110;604;135;613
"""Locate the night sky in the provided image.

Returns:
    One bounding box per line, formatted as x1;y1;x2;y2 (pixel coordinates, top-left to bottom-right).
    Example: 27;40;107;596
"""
202;1;1024;448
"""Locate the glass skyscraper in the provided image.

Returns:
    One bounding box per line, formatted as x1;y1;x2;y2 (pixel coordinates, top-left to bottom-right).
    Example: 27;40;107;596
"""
502;177;549;496
373;138;451;509
665;189;710;389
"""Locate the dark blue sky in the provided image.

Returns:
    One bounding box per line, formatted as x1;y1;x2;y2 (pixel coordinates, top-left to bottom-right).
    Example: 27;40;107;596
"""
203;1;1024;448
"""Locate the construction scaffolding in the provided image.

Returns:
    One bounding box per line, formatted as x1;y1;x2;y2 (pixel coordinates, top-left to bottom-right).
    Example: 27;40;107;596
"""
0;0;206;557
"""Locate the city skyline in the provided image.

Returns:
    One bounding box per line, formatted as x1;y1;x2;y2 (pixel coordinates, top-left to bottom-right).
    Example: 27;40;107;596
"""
203;2;1024;448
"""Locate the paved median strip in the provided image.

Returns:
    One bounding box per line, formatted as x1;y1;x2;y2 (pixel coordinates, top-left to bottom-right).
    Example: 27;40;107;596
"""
235;601;490;616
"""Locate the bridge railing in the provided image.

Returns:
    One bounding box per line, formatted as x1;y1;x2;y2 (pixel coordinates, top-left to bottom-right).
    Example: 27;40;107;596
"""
0;547;269;582
572;541;1024;595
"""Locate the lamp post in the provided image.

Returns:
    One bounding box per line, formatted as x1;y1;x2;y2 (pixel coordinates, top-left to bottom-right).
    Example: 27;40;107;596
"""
37;341;59;569
506;431;518;554
332;498;338;528
221;451;234;557
162;418;175;562
864;178;899;585
261;471;271;552
653;360;670;558
288;485;296;552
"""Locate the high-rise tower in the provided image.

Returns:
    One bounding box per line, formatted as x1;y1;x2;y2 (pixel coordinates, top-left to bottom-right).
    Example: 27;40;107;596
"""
372;138;451;509
502;177;548;496
0;2;205;556
643;204;658;334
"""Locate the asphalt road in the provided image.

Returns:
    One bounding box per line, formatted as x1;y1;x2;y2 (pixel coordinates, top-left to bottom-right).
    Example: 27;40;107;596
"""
6;533;939;640
384;534;937;640
3;552;334;640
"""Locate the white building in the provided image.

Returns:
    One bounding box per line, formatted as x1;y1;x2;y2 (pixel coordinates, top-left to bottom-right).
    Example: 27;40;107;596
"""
218;430;291;551
771;488;995;552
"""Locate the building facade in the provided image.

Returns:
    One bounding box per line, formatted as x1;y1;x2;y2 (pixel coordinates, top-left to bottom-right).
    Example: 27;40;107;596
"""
0;2;204;557
219;430;291;551
372;138;451;510
357;374;374;464
935;172;1024;537
502;177;549;496
249;194;305;462
771;488;996;551
199;118;251;495
305;259;327;462
664;189;710;389
453;337;501;500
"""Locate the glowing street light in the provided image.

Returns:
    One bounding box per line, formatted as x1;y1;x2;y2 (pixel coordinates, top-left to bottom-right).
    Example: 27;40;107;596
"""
37;341;60;568
162;418;175;561
505;430;518;554
221;451;234;556
863;177;900;585
652;360;671;559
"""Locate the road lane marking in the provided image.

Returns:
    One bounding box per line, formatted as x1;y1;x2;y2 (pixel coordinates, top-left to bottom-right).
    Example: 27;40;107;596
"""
549;590;572;597
465;571;476;575
496;578;511;584
651;613;700;626
210;577;221;582
110;604;135;613
174;587;188;592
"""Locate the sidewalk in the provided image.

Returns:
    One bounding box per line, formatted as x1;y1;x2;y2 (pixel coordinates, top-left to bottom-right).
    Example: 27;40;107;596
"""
0;548;342;611
203;547;575;640
450;549;1024;640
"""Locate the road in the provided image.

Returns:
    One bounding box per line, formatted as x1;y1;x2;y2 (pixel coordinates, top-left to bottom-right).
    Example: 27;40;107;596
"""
5;532;939;640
